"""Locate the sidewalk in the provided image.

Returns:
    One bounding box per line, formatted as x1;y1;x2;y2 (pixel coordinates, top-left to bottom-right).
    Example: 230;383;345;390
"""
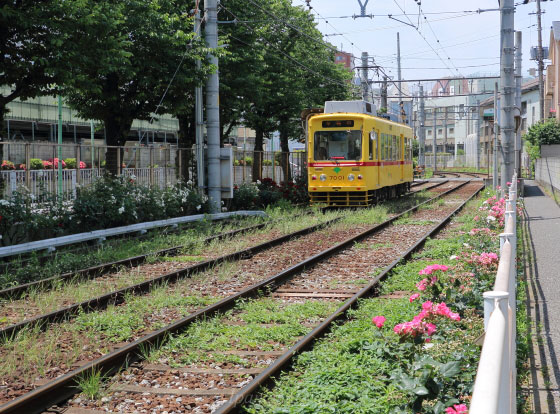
523;180;560;413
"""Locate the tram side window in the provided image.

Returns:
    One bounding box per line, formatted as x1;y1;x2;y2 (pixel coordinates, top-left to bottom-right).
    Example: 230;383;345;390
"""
380;134;385;161
369;130;377;160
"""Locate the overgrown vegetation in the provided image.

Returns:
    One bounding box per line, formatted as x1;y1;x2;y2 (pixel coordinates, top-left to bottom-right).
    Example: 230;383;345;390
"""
242;188;512;413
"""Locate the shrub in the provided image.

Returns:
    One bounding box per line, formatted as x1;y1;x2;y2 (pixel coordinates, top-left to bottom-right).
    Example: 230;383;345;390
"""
64;158;77;169
30;159;44;170
48;158;66;169
257;178;282;206
1;160;15;170
231;183;260;210
525;119;560;146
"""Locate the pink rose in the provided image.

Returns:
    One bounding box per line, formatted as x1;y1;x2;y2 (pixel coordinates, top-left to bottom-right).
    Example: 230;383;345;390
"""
409;293;420;303
372;316;386;329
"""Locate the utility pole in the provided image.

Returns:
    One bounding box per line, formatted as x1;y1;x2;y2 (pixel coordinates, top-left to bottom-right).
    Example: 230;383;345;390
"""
536;0;545;120
443;106;448;168
397;33;403;104
500;0;515;186
494;82;499;189
433;107;437;172
515;31;522;176
476;100;481;170
419;85;425;167
57;95;63;197
195;10;205;192
361;52;369;102
205;0;221;213
381;76;388;111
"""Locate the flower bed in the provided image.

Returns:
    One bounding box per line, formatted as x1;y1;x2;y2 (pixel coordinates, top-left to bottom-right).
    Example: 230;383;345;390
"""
244;189;517;413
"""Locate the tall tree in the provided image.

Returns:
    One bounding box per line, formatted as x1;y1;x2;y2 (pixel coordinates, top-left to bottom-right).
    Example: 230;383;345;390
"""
62;0;209;174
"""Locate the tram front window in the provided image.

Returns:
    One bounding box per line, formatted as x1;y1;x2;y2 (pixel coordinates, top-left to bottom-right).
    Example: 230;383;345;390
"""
313;130;362;161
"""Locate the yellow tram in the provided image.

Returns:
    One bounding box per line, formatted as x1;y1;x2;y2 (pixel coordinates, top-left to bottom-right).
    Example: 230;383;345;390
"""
306;101;413;206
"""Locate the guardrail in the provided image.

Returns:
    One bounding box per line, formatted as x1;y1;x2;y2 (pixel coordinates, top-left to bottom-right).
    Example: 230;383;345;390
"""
0;210;267;259
470;175;518;414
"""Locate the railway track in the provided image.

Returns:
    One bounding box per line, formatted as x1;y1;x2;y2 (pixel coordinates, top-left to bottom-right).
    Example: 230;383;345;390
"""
0;182;444;337
0;180;481;414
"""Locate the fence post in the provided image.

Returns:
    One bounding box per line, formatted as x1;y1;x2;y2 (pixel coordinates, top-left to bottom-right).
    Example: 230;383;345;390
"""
164;147;168;186
71;170;77;199
25;143;30;191
117;146;121;176
149;146;154;186
76;144;81;185
9;171;16;195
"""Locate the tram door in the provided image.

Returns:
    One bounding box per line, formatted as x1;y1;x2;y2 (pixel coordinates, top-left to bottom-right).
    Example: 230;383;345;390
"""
369;130;378;187
400;134;404;180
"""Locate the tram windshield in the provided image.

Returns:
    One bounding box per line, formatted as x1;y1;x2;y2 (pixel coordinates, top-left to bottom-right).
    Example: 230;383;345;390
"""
313;130;362;161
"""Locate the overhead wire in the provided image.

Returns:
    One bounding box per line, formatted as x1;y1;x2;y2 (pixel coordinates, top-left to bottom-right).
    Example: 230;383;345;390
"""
391;0;456;77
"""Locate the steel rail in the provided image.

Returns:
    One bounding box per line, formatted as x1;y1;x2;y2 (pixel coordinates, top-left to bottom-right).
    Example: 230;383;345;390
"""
0;182;440;301
0;181;472;414
216;182;485;414
0;216;343;340
0;218;276;300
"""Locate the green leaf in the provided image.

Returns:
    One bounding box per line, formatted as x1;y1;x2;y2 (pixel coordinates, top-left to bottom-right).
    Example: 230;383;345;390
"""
439;361;461;378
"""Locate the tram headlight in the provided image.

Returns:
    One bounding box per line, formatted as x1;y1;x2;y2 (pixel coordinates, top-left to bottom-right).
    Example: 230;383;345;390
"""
347;174;355;181
319;174;327;182
357;174;363;180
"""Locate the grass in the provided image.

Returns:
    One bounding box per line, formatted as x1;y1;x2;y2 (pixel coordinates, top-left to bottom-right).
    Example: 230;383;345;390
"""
241;187;498;413
76;368;107;399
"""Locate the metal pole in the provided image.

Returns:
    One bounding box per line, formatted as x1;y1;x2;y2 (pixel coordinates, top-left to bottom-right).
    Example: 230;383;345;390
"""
476;100;481;170
381;76;388;111
536;0;545;120
500;0;515;187
57;96;63;198
205;0;222;212
433;107;437;172
90;120;94;168
515;30;522;176
361;52;369;102
419;85;425;167
443;106;448;168
195;9;204;191
494;82;499;189
397;32;402;104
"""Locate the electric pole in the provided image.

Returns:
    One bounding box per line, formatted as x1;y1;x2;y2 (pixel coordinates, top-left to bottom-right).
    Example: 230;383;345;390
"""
397;33;403;104
443;106;448;168
515;31;522;176
494;82;499;189
361;52;369;102
205;0;221;212
419;85;425;167
433;107;437;172
536;0;545;120
381;76;388;111
195;10;204;192
476;100;481;170
500;0;515;187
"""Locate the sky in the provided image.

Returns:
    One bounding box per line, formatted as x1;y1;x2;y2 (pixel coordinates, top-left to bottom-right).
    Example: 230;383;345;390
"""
290;0;560;86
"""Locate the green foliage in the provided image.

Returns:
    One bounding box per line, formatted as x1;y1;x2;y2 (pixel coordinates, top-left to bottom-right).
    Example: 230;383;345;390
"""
64;158;77;169
29;159;44;170
231;182;260;210
524;119;560;146
76;368;107;400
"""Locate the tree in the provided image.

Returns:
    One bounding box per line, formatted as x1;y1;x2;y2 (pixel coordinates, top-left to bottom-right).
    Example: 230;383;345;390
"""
219;0;352;182
524;119;560;147
62;0;209;174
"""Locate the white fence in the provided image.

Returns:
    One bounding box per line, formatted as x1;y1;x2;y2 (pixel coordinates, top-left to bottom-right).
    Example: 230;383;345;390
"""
470;176;518;413
423;154;491;169
1;167;177;201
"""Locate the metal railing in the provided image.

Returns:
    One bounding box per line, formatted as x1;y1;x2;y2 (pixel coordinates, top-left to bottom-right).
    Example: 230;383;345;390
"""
470;175;518;414
0;142;307;200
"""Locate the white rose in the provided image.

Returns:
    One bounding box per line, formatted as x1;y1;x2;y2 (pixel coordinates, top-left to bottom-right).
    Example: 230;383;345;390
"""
118;206;125;214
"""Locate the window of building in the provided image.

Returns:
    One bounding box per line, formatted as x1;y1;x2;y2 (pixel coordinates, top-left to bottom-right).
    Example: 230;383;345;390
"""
438;129;443;136
449;127;454;135
428;130;432;136
521;101;527;115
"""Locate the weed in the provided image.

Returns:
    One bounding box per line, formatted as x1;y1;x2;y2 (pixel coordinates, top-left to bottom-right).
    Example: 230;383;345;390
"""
75;368;107;399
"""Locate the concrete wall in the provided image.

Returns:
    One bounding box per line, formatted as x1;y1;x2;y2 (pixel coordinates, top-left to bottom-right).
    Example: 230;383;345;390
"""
535;157;560;192
541;145;560;158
